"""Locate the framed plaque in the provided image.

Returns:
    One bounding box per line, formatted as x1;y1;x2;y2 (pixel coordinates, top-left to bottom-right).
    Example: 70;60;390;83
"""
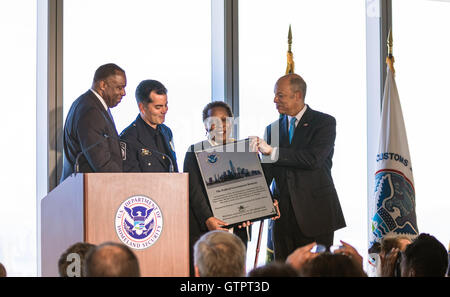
195;139;277;227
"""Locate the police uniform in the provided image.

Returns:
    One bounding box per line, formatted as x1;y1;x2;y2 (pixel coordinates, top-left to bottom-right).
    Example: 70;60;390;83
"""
120;114;178;172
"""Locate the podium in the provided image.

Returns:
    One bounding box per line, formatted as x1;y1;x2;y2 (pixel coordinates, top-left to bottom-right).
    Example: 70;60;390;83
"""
41;173;189;277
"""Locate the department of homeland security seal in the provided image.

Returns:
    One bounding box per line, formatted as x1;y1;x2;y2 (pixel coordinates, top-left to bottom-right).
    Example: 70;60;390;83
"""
207;153;218;164
115;195;163;250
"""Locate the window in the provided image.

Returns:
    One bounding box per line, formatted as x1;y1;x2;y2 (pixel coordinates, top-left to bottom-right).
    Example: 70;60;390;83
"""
0;1;37;276
64;0;212;171
239;0;367;268
392;0;450;249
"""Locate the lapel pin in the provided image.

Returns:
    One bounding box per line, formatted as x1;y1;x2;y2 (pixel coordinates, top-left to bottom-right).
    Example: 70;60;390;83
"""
303;123;309;127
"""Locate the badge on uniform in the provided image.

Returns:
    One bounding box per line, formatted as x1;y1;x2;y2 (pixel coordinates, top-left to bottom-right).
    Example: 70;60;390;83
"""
120;141;127;160
169;140;175;152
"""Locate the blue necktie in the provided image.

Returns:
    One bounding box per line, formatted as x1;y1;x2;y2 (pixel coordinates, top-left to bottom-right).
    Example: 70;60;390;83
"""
289;117;297;144
107;108;116;126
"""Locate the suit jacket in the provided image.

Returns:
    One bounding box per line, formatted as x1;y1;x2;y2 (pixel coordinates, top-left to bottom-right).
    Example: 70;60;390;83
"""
263;105;346;237
61;90;123;182
120;115;178;172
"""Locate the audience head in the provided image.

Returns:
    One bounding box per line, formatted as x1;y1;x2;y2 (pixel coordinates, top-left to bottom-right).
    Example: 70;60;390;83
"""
381;234;412;255
194;230;246;277
0;262;6;277
299;252;367;277
84;242;140;277
248;261;298;277
58;242;96;277
377;234;413;277
400;233;448;277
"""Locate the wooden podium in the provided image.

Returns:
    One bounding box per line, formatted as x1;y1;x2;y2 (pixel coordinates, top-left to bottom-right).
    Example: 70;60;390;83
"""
41;172;189;277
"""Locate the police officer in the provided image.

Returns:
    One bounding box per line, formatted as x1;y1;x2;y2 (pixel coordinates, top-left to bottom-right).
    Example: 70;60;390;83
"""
120;79;178;172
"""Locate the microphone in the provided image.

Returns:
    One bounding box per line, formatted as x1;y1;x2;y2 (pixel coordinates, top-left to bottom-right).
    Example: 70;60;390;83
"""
108;134;175;173
73;132;109;175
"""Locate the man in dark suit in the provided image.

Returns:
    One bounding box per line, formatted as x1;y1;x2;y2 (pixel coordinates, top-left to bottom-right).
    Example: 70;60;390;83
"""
253;73;346;261
61;63;127;182
120;80;178;172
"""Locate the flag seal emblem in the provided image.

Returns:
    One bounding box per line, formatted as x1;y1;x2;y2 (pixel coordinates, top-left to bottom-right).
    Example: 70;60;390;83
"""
370;169;417;247
115;195;163;250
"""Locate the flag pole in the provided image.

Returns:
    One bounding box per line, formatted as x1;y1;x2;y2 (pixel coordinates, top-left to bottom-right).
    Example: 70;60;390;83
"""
253;221;264;269
254;25;295;268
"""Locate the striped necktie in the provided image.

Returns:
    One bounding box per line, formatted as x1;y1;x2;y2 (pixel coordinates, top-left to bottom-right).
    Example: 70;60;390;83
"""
289;117;297;144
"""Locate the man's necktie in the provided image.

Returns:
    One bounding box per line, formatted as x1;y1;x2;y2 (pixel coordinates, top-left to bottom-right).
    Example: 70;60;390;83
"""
107;108;115;125
289;117;297;144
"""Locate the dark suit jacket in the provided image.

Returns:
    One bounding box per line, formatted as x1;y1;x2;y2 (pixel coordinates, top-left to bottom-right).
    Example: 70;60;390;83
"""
61;90;123;182
120;115;178;172
263;105;346;237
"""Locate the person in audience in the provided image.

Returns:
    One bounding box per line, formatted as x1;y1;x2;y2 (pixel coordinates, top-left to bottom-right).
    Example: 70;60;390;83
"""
58;242;96;277
285;242;320;272
0;262;6;277
399;233;448;277
194;230;246;277
84;242;140;277
378;234;412;277
299;252;367;277
286;240;366;277
447;243;450;277
248;261;298;277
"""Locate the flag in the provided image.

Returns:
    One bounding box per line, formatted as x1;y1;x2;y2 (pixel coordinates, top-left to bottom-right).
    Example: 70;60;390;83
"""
369;56;419;259
266;25;295;264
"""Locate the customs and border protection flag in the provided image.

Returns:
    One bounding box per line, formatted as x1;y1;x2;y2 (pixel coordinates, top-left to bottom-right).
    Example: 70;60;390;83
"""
368;32;418;269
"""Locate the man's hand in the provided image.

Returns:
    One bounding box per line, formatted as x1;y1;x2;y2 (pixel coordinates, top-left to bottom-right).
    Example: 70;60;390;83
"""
249;136;273;156
285;242;319;271
205;217;228;231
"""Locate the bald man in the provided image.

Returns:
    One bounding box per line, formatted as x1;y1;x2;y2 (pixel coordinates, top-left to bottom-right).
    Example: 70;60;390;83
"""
253;73;346;261
84;242;140;277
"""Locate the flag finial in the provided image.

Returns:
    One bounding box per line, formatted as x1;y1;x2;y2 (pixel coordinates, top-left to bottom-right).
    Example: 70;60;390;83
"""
386;28;395;73
387;28;393;57
286;25;295;74
288;24;292;53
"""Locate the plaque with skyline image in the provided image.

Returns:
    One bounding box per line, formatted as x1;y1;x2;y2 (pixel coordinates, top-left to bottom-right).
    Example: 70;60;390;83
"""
195;138;277;227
